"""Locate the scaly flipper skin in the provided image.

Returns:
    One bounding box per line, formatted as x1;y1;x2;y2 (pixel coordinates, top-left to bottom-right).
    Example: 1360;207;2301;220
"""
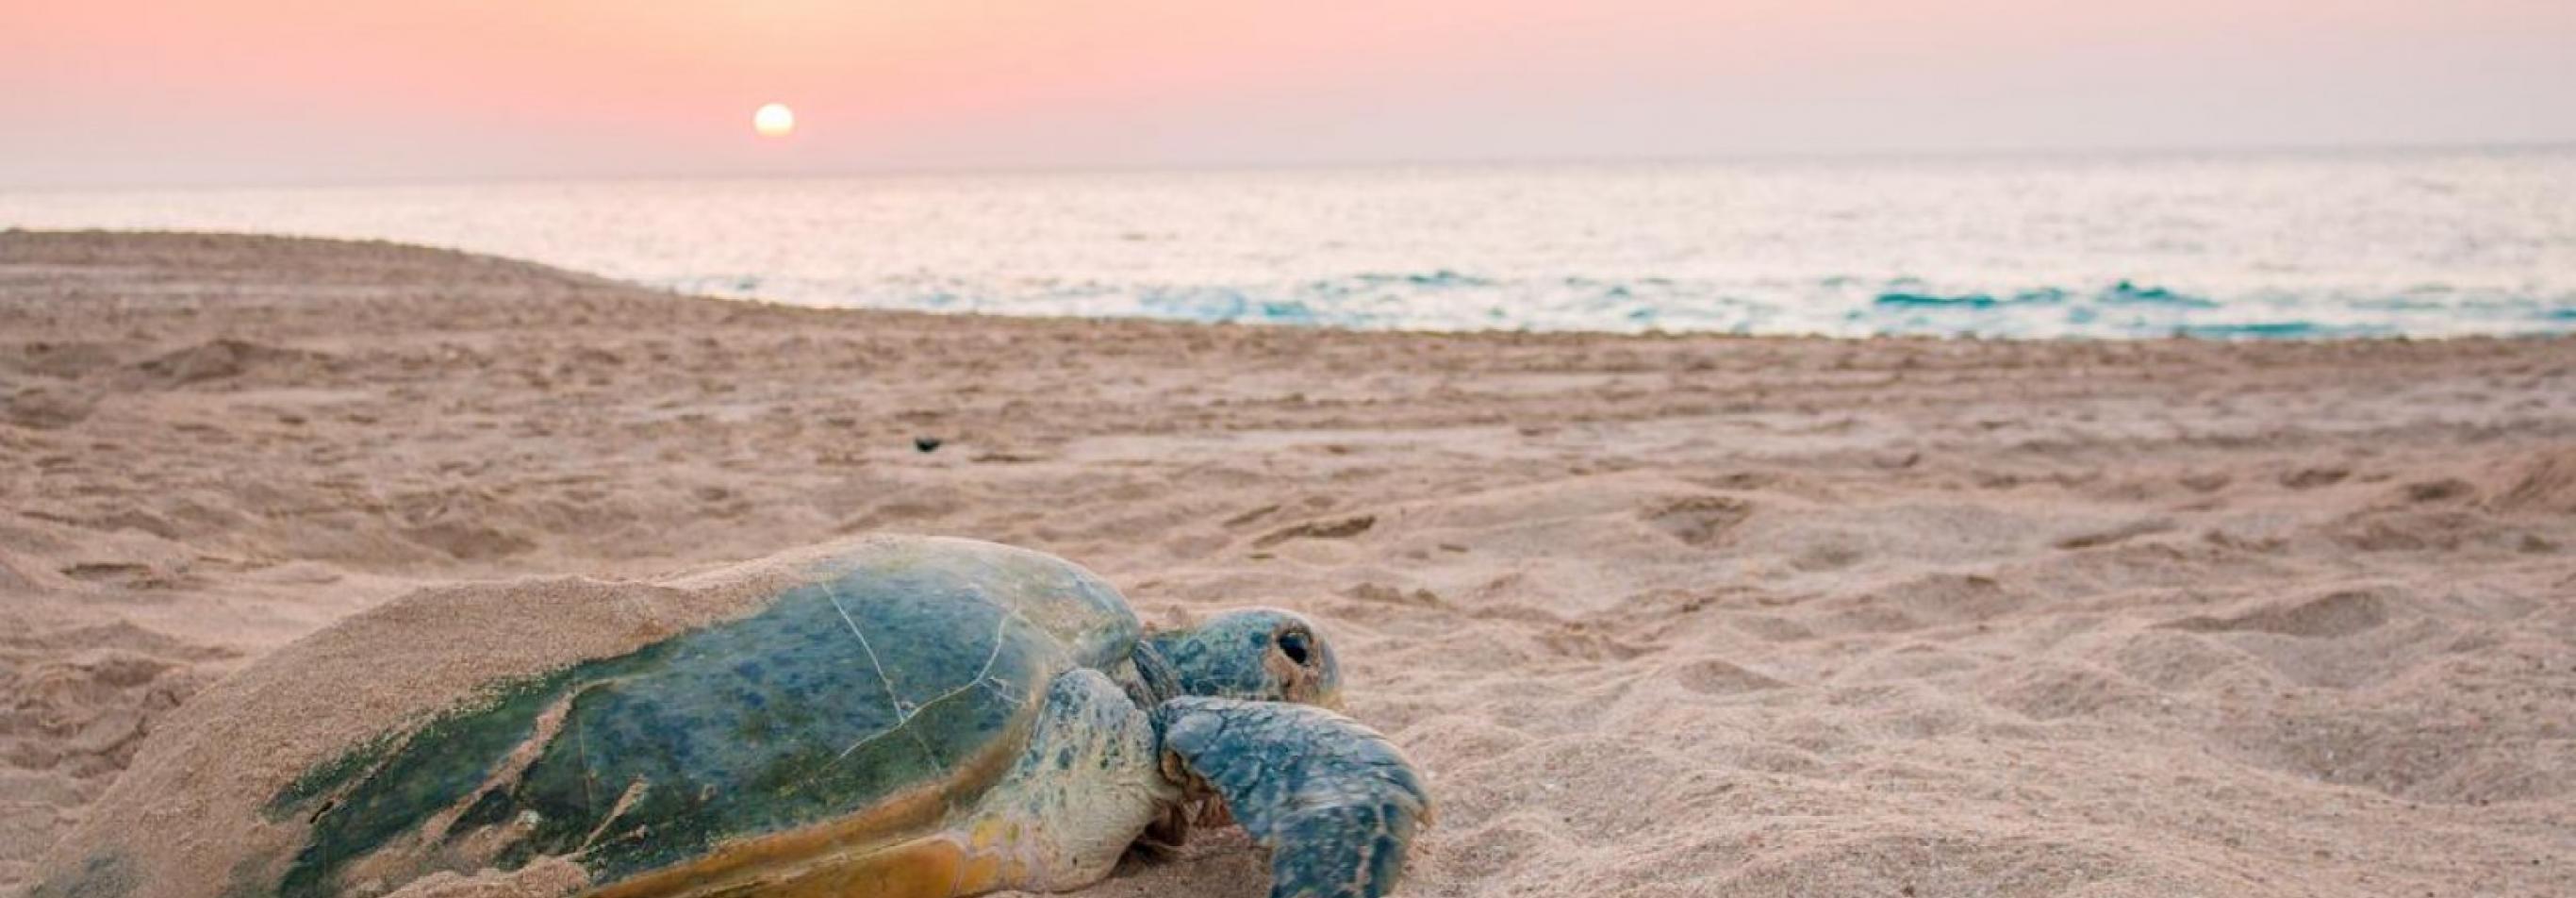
1156;699;1431;898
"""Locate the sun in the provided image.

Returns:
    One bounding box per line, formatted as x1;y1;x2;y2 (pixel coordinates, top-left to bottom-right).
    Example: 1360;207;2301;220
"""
752;103;795;139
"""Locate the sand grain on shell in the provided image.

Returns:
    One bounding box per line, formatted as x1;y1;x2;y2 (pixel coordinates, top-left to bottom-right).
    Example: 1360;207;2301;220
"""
5;231;2575;897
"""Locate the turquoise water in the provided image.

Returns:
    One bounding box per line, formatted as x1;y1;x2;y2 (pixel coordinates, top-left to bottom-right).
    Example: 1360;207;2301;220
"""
6;149;2572;338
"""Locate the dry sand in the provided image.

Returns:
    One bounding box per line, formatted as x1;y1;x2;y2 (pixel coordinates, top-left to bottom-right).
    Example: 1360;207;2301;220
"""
4;230;2573;897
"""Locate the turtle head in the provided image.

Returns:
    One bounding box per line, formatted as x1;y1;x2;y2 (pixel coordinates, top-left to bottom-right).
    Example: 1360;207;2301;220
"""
1143;607;1342;708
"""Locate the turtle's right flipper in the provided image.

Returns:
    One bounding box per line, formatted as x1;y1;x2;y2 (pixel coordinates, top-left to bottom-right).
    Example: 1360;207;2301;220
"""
1155;698;1432;898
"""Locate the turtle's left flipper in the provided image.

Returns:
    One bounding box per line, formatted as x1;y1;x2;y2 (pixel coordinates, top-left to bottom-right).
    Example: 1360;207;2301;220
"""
1155;698;1432;898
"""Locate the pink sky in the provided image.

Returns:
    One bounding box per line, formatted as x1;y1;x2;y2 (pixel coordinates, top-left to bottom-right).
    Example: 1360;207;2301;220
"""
4;0;2571;187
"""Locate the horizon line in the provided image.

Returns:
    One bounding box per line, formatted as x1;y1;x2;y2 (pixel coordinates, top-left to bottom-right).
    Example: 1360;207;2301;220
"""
7;138;2573;195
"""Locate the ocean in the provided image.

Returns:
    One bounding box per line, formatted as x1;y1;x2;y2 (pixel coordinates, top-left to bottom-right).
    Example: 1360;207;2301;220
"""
6;149;2572;339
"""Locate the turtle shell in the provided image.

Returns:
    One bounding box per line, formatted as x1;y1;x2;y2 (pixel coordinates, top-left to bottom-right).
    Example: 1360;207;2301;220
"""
31;536;1143;898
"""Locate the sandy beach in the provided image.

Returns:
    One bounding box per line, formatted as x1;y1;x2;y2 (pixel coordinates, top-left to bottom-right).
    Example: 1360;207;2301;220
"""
4;230;2573;896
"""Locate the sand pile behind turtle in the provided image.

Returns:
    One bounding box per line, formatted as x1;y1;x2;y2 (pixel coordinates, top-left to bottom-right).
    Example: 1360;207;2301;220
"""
26;542;853;898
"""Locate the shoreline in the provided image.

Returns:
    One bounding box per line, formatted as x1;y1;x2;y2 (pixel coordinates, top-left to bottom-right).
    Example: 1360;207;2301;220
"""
9;136;2571;342
6;230;2574;896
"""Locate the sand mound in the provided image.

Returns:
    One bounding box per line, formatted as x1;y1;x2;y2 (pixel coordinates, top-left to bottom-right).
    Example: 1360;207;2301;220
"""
0;388;96;431
2485;445;2576;515
2160;588;2391;639
129;339;335;389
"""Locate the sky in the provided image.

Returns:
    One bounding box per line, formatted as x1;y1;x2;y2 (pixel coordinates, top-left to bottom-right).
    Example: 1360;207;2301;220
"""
4;0;2572;188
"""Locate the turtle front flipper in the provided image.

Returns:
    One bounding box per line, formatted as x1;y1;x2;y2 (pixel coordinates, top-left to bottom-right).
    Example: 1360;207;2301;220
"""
1155;698;1431;898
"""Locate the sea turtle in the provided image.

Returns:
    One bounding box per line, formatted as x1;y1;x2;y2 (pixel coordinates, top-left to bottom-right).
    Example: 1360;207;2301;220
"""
33;536;1429;898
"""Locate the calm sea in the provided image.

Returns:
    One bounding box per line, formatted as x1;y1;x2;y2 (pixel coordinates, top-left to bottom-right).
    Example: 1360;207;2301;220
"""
7;149;2573;339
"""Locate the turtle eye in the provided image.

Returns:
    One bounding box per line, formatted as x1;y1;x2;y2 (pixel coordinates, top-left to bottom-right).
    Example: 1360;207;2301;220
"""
1276;630;1313;666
